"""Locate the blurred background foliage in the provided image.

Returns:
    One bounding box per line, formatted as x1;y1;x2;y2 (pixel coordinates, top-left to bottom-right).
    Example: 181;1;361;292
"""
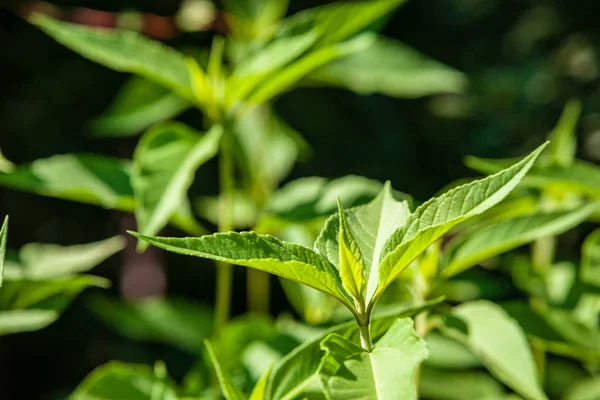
1;0;600;398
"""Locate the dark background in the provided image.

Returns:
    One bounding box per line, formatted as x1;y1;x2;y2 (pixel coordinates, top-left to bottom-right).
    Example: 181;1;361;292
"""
1;0;600;398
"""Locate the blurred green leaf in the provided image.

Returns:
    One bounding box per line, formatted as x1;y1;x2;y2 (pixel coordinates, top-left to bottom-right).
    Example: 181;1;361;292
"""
196;191;259;229
307;35;467;97
31;14;196;102
424;332;481;370
249;364;273;400
443;300;548;400
547;99;580;168
465;157;600;199
205;340;246;400
581;228;600;288
444;204;598;277
544;357;589;399
0;216;7;287
318;318;428;400
419;367;506;400
90;76;190;137
0;309;59;335
563;377;600;400
16;235;124;279
132;122;220;249
433;269;518;303
88;296;213;355
223;0;288;40
0;149;15;173
70;361;179;400
279;0;407;45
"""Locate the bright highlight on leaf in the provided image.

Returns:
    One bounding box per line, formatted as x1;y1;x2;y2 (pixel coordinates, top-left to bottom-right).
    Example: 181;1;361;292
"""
337;199;367;304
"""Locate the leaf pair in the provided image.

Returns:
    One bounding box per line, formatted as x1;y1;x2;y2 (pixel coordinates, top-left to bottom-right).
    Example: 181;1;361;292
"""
132;143;547;321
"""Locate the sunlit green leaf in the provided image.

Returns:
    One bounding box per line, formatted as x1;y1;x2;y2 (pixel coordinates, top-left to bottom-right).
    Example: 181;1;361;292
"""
223;0;288;40
129;231;353;310
547;99;580;167
376;144;547;302
249;364;274;400
132;123;221;249
443;301;547;400
563;377;600;400
308;34;466;97
90;76;190;137
318;318;428;400
31;14;196;102
266;298;443;400
444;204;598;277
419;367;506;400
424;332;481;370
16;235;124;279
70;361;179;400
0;148;15;173
337;200;367;302
0;309;58;335
279;0;407;45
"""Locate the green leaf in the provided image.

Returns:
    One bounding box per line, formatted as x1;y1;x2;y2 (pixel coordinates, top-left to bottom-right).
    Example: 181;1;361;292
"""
443;301;547;400
0;309;59;335
564;377;600;400
315;182;411;304
581;228;600;287
0;216;7;287
87;296;213;354
465;157;600;199
444;204;598;277
205;340;246;400
246;33;375;105
544;357;589;399
266;298;443;400
249;364;273;400
318;318;428;400
31;14;196;102
227;31;318;103
70;361;179;400
419;367;506;400
223;0;288;39
17;235;124;279
424;332;481;370
337;200;367;302
307;35;467;97
132;123;221;249
0;153;205;236
279;0;407;45
0;148;15;173
196;191;259;229
129;231;353;310
376;143;547;302
90;76;190;137
547;99;580;167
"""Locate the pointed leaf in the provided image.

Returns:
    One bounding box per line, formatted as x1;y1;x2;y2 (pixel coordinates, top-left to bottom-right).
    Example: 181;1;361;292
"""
376;143;547;302
205;340;246;400
90;76;190;137
70;361;179;400
18;235;124;279
443;301;548;400
444;204;598;278
130;231;352;309
308;35;467;97
249;364;274;400
318;318;428;400
0;216;7;287
337;200;367;302
31;14;195;102
0;309;58;335
547;99;580;167
581;228;600;287
132;123;221;249
316;183;411;303
279;0;407;45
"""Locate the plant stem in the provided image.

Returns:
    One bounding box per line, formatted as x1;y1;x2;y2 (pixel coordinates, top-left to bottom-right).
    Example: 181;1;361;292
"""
214;128;235;337
247;269;270;313
358;319;373;352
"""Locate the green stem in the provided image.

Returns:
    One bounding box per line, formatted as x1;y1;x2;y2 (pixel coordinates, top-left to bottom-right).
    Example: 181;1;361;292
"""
358;319;372;352
214;128;235;337
247;270;270;313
